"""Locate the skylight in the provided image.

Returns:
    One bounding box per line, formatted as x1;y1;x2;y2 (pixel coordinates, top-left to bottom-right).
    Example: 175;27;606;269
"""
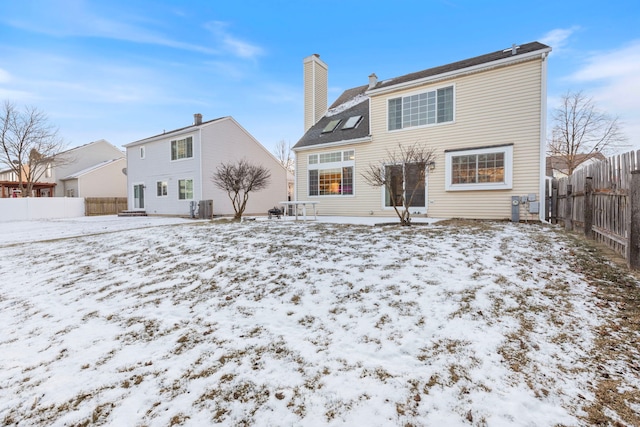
322;119;341;133
342;115;362;130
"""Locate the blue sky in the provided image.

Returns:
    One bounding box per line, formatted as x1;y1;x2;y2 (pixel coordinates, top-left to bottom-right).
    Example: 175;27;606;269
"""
1;0;639;154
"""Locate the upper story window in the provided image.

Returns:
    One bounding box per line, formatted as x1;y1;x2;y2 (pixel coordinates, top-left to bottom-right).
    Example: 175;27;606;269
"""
171;136;193;161
44;163;52;178
388;85;454;131
140;146;145;159
308;150;355;196
445;144;513;191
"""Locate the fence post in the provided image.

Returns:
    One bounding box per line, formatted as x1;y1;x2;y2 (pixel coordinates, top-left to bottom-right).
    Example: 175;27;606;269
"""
551;179;558;224
565;184;573;231
629;170;640;270
584;177;593;239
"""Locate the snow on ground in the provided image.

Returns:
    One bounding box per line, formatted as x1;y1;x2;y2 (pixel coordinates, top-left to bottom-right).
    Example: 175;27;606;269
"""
0;216;613;426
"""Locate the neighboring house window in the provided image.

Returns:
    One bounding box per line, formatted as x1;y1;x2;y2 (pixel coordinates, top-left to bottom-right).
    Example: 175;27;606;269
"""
157;181;168;197
140;146;145;159
384;163;426;208
171;136;193;161
66;189;75;197
308;150;355;196
178;179;193;200
388;85;454;130
445;144;513;191
45;163;52;178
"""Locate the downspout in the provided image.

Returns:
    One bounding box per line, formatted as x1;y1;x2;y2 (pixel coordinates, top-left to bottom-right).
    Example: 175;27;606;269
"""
539;51;550;223
198;126;203;201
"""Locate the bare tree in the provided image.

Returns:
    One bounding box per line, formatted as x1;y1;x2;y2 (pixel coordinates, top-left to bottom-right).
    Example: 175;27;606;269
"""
211;159;271;220
0;101;68;196
362;142;435;226
548;90;627;176
273;139;294;174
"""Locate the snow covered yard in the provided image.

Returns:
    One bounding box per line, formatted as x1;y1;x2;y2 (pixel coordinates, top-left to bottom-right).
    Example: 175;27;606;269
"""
0;217;638;426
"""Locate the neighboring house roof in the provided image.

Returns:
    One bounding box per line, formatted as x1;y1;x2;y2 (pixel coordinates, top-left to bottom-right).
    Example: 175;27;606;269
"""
294;41;550;151
60;139;124;158
60;158;124;180
545;152;606;177
124;116;228;147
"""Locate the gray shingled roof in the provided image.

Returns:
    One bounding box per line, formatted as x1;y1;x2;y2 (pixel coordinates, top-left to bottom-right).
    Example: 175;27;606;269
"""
294;41;550;150
294;85;370;150
371;42;550;91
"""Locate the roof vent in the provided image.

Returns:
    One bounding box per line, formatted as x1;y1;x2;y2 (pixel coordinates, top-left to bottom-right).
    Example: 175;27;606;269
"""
368;73;378;89
503;44;520;56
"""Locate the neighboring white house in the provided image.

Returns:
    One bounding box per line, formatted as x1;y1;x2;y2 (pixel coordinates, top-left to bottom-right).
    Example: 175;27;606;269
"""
294;42;552;221
123;114;288;217
41;139;127;197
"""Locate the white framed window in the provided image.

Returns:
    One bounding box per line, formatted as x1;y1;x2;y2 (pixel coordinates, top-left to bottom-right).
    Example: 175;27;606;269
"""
178;179;193;200
445;144;513;191
308;150;355;196
388;85;454;131
171;136;193;161
140;146;145;159
156;181;168;197
45;163;52;178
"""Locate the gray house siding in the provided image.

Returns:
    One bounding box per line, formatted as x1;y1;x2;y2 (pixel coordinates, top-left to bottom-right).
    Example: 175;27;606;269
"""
49;140;125;197
125;117;287;217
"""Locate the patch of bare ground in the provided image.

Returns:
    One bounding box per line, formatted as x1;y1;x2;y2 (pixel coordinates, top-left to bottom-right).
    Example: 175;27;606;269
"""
561;231;640;426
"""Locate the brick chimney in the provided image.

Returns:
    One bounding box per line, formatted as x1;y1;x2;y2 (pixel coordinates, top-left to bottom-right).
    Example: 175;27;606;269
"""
303;54;328;132
194;113;203;125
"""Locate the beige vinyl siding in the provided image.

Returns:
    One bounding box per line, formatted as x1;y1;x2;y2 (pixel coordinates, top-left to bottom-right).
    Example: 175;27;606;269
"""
303;56;328;132
369;58;543;219
297;57;545;220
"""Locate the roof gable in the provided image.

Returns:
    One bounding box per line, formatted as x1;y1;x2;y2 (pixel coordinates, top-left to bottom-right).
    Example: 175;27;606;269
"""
124;116;228;147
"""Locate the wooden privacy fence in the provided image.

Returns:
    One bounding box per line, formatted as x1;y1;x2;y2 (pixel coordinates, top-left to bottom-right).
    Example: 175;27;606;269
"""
85;197;128;216
548;149;640;270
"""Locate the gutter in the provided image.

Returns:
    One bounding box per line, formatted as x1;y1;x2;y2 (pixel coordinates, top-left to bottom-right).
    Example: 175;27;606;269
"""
293;136;372;152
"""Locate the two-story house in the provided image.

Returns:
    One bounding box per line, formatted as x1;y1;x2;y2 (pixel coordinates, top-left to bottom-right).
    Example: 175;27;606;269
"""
294;42;551;221
124;115;287;217
45;139;127;198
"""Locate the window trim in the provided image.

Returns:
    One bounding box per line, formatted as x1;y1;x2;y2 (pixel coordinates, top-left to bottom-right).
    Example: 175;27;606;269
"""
156;180;168;198
445;144;513;191
387;84;455;132
177;178;194;200
171;136;194;161
307;150;355;197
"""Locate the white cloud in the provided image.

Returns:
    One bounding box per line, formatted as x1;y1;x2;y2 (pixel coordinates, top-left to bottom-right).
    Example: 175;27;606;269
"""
540;26;580;54
205;21;264;60
567;40;640;149
3;3;218;55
